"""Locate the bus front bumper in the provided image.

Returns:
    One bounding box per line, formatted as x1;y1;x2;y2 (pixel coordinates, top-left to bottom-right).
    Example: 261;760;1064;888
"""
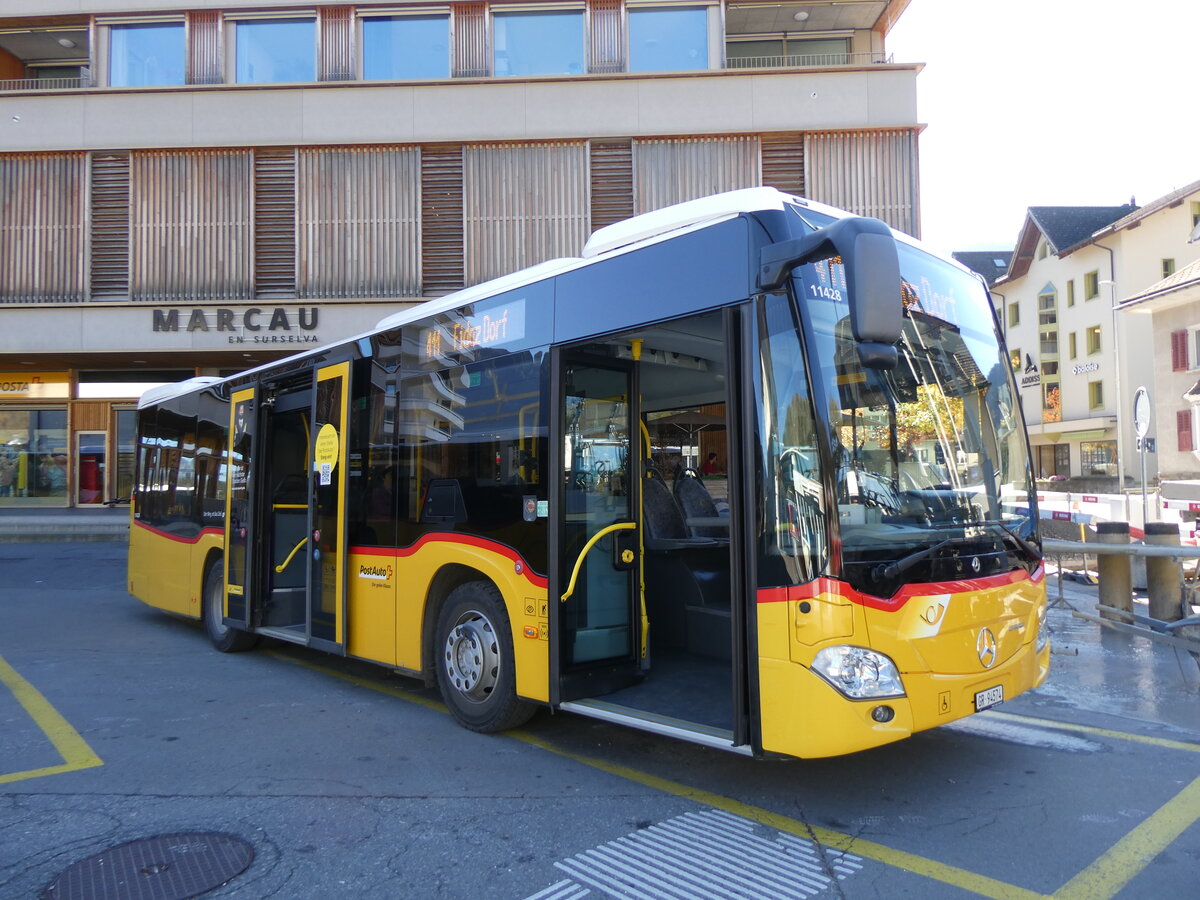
757;638;1050;759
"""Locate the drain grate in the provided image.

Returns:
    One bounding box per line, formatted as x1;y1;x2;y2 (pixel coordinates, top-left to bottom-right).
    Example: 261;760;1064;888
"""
43;832;253;900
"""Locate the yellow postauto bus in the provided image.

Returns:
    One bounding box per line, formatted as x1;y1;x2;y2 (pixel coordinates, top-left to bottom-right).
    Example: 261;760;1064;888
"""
129;188;1048;759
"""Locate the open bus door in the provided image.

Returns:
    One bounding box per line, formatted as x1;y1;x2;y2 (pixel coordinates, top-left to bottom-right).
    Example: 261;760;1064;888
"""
223;363;351;654
553;354;644;701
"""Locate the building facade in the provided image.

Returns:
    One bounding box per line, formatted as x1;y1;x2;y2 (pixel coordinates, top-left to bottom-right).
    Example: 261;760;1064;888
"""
1117;255;1200;483
990;182;1200;489
0;0;919;507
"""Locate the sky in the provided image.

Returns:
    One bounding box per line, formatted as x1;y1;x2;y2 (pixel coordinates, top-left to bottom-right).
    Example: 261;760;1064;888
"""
887;0;1200;256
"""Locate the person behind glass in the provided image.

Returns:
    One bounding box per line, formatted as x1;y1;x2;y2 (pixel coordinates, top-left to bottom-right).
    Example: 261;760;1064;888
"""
0;449;14;497
40;453;67;494
702;452;720;476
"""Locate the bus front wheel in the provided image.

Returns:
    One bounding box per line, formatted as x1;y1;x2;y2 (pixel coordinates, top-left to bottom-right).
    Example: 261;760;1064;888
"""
435;581;535;733
203;559;259;653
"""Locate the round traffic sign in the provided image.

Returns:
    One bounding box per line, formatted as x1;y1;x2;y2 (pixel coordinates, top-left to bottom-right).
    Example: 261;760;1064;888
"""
1133;387;1151;439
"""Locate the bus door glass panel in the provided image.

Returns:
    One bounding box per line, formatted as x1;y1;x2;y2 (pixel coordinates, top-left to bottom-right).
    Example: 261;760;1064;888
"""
561;361;637;666
261;392;312;630
75;431;107;506
224;388;256;628
310;363;350;648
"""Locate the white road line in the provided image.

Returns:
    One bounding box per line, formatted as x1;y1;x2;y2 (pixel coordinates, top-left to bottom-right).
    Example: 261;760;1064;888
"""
534;809;863;900
944;712;1105;751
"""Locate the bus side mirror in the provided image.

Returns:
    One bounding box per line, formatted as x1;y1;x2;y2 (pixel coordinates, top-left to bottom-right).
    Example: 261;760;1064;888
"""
759;216;902;369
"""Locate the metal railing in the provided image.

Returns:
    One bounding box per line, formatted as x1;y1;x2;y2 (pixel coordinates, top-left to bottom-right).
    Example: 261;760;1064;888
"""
0;75;93;92
725;51;892;70
1043;535;1200;677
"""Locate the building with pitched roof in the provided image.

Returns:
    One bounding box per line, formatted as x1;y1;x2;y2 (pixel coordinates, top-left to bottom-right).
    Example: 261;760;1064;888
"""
992;182;1200;491
951;250;1013;288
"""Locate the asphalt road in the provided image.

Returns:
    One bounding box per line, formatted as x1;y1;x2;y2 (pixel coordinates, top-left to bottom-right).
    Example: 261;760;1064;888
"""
2;542;1198;899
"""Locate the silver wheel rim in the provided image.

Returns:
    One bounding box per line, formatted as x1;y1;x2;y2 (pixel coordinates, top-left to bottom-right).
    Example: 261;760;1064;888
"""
207;573;229;637
442;608;500;704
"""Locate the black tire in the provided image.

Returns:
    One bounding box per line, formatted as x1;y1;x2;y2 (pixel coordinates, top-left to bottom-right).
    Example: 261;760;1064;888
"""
434;581;536;733
202;559;259;653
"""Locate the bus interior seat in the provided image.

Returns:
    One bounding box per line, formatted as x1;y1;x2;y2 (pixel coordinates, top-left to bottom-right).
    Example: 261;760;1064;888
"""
674;471;728;539
641;468;731;660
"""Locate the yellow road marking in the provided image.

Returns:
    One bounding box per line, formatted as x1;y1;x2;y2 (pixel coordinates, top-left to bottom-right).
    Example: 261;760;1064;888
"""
1053;775;1200;899
272;650;1200;900
0;654;103;784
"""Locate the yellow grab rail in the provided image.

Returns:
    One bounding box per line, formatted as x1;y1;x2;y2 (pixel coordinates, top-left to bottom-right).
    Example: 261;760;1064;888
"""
560;522;636;602
275;537;309;574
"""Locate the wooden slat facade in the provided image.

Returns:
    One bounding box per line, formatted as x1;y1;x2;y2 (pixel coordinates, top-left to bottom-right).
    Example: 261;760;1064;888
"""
254;149;297;300
420;144;466;296
90;152;131;299
589;139;633;231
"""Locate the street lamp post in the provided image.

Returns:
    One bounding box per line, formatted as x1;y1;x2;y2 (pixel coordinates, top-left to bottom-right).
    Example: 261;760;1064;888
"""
1100;277;1128;515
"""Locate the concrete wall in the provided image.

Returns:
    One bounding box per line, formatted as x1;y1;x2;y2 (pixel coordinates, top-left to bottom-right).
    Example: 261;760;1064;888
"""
0;66;921;153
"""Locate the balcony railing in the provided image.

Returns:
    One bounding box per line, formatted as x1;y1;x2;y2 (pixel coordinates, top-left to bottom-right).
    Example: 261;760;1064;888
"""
725;51;892;70
1;74;93;92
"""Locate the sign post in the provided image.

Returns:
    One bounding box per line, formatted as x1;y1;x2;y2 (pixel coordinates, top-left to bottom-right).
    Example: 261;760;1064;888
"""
1133;386;1152;527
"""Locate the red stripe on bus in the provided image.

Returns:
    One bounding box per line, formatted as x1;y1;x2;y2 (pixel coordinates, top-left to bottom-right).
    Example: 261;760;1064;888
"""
349;532;549;588
132;519;223;545
757;566;1042;610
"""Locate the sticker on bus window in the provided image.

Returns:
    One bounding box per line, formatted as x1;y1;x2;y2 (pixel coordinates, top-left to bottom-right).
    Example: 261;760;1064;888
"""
315;423;339;469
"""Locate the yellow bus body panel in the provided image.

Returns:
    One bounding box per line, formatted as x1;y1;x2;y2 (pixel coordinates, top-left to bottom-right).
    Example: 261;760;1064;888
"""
757;570;1049;758
128;521;223;620
349;537;550;704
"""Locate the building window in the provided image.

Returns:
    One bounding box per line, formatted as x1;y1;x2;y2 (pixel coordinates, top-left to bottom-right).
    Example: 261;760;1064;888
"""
235;18;316;83
1037;239;1048;260
1009;348;1021;372
0;408;68;507
629;7;708;72
1192;201;1200;229
363;16;450;80
1043;383;1061;422
109;23;185;86
1178;409;1195;452
1172;329;1189;371
1068;332;1077;359
1066;279;1075;307
1080;440;1117;475
1086;325;1101;355
1088;380;1104;409
1008;302;1019;328
493;11;584;76
1163;258;1177;279
1084;270;1100;300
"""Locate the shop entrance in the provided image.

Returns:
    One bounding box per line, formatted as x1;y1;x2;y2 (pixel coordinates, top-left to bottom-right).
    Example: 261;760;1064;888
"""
75;431;107;506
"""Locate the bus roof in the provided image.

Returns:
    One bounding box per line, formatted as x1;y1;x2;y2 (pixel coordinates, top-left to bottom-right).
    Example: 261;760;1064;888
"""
138;376;225;409
373;187;821;335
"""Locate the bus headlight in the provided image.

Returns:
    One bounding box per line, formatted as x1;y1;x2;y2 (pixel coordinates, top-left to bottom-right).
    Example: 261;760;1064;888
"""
811;646;905;699
1036;603;1049;653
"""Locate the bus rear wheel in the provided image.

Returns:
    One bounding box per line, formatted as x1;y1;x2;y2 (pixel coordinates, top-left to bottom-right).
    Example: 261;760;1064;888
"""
203;559;258;653
435;581;535;733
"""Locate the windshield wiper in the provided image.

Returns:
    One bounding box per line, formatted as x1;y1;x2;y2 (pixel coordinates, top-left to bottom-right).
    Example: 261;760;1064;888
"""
870;537;958;582
969;518;1041;561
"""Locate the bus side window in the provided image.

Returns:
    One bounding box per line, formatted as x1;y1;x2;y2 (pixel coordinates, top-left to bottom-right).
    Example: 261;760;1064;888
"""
756;293;827;586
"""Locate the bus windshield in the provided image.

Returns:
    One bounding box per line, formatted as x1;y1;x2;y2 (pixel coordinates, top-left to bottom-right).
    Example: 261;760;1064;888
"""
797;243;1036;595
